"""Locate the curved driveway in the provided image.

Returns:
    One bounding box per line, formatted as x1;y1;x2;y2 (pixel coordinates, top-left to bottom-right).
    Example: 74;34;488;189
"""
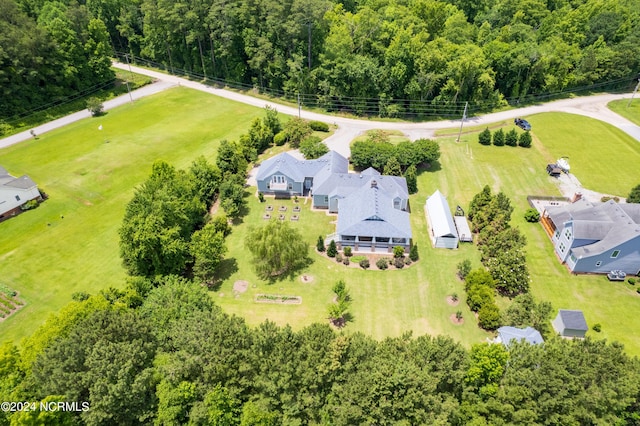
2;61;638;159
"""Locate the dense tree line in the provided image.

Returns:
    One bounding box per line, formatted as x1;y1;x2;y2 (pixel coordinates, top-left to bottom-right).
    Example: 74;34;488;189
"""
0;0;114;120
468;185;530;296
97;0;640;117
2;277;639;425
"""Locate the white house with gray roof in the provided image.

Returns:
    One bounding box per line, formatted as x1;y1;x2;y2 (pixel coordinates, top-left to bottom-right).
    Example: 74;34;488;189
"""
256;151;411;252
543;198;640;275
0;166;41;221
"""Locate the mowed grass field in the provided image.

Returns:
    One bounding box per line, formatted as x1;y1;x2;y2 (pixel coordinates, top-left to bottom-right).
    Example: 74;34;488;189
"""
0;87;263;343
608;98;640;126
218;112;640;354
3;87;640;355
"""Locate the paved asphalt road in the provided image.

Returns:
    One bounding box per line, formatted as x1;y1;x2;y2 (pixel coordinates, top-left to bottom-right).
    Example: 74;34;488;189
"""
1;61;638;159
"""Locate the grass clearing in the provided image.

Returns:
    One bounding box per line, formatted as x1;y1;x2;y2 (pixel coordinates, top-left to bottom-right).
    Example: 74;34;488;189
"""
0;87;263;343
3;90;640;355
607;98;640;126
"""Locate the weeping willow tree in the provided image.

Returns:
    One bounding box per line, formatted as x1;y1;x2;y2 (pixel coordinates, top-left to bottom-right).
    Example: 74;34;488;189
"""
245;220;309;279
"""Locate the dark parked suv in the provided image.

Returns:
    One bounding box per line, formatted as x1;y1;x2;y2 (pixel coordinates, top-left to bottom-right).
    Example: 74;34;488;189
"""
514;118;531;131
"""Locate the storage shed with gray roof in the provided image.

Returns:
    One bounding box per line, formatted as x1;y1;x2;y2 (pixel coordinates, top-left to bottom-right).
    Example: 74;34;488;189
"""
495;326;544;347
552;309;588;338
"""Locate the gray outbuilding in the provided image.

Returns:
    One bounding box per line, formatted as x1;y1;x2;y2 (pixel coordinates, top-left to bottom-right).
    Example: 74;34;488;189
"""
552;309;588;338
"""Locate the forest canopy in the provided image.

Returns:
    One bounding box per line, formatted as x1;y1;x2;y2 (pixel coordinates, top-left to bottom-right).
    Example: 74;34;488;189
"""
3;0;639;120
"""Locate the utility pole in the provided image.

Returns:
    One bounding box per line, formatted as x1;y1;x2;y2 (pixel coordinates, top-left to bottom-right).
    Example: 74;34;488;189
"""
627;73;640;108
456;102;468;143
124;53;134;104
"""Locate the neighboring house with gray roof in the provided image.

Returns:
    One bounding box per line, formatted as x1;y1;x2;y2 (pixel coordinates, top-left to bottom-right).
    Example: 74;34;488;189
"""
425;190;458;249
552;310;588;338
256;151;411;252
542;198;640;274
495;326;544;347
0;166;41;221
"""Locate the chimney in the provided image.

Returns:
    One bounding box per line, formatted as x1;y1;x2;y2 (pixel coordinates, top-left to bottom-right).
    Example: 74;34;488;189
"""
571;192;582;203
371;179;377;188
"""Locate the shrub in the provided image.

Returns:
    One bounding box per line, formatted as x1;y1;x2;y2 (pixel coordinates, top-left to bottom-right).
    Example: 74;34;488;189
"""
273;131;287;146
376;258;388;270
309;121;329;132
409;244;419;261
86;97;104;116
456;311;463;320
637;288;640;295
628;278;636;285
343;246;352;257
478;303;501;330
336;253;343;263
72;291;90;302
404;257;412;266
327;240;337;257
333;280;346;298
505;129;518;146
20;199;39;211
478;128;492;145
359;258;370;269
394;257;405;269
524;208;540;223
518;131;532;148
492;128;505;146
316;236;325;252
343;257;350;265
601;196;620;203
299;136;329;159
457;259;472;280
258;192;265;203
393;246;405;258
451;293;458;302
592;323;602;332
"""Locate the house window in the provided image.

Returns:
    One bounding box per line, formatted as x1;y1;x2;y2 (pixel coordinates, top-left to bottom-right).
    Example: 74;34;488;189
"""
15;195;20;201
611;250;620;258
392;238;406;244
342;235;356;241
359;236;373;242
375;237;390;243
570;254;577;263
394;199;400;209
596;261;602;267
324;196;328;203
272;175;286;184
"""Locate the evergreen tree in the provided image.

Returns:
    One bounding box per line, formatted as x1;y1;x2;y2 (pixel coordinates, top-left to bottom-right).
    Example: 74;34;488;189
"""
383;156;402;176
492;128;505;146
404;164;418;194
505;129;518;146
478;128;492;145
327;240;337;258
317;236;325;252
518;131;532;147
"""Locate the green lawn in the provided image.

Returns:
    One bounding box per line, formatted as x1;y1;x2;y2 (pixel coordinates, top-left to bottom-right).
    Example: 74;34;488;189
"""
608;98;640;126
218;112;640;354
0;87;263;343
3;91;640;356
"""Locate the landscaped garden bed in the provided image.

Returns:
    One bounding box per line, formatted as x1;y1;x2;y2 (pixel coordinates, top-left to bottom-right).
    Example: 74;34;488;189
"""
254;294;302;304
0;284;25;320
